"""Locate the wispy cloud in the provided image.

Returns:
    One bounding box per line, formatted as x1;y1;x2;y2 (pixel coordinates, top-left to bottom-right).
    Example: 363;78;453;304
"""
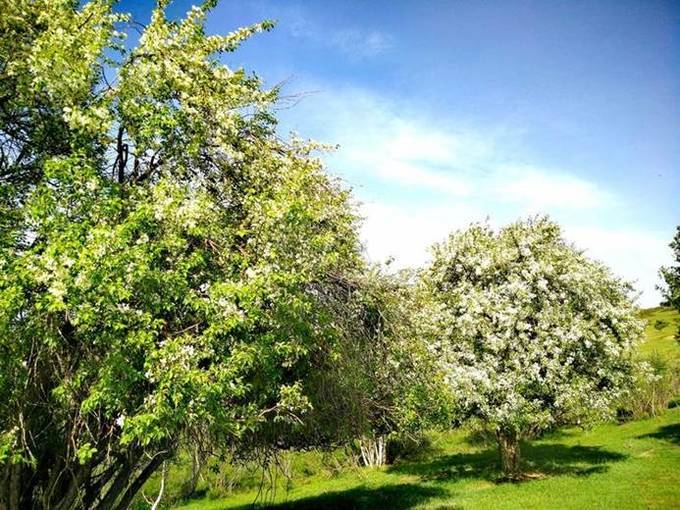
344;122;476;196
289;86;611;208
329;29;393;58
495;164;615;210
281;8;391;60
278;84;669;306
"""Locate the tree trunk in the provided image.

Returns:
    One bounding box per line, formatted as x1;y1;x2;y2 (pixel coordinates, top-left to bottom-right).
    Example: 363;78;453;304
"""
148;462;166;510
359;435;386;467
112;452;169;510
7;463;21;510
0;443;176;510
0;462;32;510
496;430;521;480
182;445;202;498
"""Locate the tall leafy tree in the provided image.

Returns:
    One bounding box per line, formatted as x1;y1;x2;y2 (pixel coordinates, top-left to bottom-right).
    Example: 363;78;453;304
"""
420;217;643;479
0;1;363;508
297;267;452;466
660;226;680;338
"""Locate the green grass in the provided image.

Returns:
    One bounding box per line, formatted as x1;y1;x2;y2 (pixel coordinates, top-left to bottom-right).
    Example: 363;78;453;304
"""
174;410;680;509
638;307;680;360
167;307;680;509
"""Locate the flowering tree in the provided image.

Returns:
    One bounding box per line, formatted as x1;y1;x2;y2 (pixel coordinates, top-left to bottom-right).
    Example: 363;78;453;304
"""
421;217;643;479
0;1;363;508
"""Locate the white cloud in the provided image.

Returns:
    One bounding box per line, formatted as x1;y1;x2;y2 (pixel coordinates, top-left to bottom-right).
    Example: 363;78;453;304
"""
289;86;612;208
294;87;494;197
359;201;485;267
564;226;672;308
345;127;474;196
279;84;669;306
496;165;614;210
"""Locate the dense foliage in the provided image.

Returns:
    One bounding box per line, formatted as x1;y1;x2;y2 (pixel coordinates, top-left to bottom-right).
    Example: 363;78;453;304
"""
0;1;371;508
420;217;644;478
296;267;452;466
660;226;680;338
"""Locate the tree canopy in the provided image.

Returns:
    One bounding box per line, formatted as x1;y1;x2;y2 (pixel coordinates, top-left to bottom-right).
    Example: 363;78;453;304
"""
0;1;367;507
420;217;643;478
660;226;680;338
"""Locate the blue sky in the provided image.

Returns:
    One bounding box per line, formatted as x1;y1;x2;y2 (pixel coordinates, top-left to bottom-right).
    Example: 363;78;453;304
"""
118;0;680;306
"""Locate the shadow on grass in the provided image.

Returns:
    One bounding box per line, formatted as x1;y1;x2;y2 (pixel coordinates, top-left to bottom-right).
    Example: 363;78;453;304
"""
223;442;627;509
231;483;450;510
389;442;626;482
637;423;680;445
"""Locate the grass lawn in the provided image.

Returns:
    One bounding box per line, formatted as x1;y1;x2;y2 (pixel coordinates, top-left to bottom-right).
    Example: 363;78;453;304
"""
169;308;680;509
174;408;680;510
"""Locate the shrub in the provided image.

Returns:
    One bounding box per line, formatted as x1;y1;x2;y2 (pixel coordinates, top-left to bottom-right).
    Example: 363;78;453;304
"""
386;433;435;464
618;353;680;421
654;319;669;330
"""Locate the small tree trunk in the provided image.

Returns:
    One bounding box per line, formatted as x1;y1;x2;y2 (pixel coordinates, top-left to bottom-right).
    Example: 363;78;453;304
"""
145;461;166;510
496;430;521;480
359;436;387;467
190;445;201;493
181;445;202;498
8;463;21;510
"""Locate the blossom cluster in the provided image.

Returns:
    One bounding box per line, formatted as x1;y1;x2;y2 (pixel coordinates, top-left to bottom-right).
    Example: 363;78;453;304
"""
421;217;643;436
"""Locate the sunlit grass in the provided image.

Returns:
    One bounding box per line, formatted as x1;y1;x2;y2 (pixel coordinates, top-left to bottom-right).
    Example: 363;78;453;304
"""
166;307;680;509
639;307;679;360
174;410;680;509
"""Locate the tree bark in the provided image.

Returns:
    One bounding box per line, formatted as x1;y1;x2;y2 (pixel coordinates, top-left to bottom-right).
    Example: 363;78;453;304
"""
8;463;20;510
96;452;139;510
112;452;169;510
359;435;386;467
496;430;521;480
183;445;202;497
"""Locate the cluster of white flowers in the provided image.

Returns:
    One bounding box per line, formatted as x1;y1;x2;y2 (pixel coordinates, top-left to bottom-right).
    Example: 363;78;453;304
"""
423;217;644;435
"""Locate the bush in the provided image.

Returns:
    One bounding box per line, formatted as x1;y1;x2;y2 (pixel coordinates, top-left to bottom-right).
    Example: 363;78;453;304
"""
618;353;680;421
654;319;669;330
386;433;435;464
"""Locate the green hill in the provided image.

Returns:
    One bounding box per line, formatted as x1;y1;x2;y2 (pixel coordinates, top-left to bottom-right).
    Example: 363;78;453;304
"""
638;307;680;360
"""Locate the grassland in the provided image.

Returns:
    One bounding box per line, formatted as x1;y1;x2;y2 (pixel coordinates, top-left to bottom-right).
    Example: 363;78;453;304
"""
639;306;679;359
164;307;680;510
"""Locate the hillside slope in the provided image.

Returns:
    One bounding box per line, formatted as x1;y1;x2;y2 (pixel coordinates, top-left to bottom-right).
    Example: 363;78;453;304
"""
639;307;680;360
